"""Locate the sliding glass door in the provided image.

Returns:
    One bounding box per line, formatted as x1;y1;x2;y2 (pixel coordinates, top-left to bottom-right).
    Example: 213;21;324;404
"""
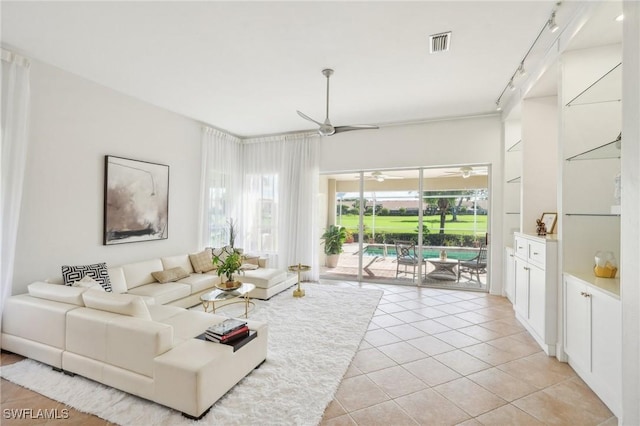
321;166;490;291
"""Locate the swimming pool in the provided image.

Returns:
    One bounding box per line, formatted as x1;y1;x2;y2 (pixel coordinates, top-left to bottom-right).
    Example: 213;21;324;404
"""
363;245;478;261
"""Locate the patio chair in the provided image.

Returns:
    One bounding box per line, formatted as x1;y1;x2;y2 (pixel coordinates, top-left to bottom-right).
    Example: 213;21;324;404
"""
458;245;487;283
395;241;426;282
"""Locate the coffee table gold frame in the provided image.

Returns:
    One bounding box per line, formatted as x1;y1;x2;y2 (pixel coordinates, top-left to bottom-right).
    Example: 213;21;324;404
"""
288;263;310;297
200;283;256;318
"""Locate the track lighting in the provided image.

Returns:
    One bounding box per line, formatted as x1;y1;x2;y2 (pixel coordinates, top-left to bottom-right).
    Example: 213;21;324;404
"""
548;11;559;33
494;2;561;112
517;62;527;78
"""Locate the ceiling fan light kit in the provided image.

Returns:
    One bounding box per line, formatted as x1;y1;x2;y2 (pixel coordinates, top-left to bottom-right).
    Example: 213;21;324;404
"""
297;68;379;137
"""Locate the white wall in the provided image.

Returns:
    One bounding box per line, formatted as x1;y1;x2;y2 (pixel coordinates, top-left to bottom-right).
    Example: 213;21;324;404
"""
521;96;558;235
621;1;640;423
318;115;504;294
12;59;202;294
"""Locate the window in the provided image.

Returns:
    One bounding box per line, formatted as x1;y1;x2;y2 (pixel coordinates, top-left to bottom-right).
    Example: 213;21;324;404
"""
244;174;278;254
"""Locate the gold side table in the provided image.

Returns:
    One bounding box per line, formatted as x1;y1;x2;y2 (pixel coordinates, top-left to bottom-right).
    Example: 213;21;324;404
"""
288;263;310;298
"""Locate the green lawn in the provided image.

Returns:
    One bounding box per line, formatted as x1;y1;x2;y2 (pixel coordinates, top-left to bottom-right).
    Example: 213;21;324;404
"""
337;214;487;236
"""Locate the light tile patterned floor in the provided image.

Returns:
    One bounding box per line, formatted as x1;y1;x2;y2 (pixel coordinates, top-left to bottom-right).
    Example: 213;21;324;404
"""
320;281;617;426
0;281;617;425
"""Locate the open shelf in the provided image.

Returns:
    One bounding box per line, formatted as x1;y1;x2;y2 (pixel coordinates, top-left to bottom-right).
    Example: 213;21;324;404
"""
566;63;622;107
566;133;621;161
565;213;620;217
507;176;521;183
507;140;522;152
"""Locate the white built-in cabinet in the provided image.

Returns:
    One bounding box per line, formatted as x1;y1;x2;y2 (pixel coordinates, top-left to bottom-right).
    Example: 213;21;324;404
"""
563;273;621;417
559;43;622;418
513;232;558;355
504;246;515;303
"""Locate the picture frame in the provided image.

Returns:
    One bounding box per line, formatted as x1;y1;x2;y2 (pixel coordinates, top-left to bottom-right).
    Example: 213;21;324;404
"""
103;155;169;245
540;212;558;234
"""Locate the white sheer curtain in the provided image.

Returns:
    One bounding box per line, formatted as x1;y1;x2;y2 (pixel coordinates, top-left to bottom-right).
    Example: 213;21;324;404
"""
1;49;31;314
198;127;242;248
242;133;319;280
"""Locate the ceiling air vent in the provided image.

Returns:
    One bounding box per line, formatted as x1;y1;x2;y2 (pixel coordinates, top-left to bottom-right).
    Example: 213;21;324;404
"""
429;31;451;53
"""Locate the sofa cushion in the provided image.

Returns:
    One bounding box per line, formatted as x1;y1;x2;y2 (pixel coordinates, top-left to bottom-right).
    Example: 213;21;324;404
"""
240;263;259;270
161;254;194;274
147;304;186;322
107;267;128;294
151;267;190;284
122;259;164;289
82;291;151;320
126;283;191;306
177;274;217;293
3;294;79;349
237;268;287;289
189;249;215;273
65;307;173;377
28;282;87;306
156;310;219;340
61;262;112;292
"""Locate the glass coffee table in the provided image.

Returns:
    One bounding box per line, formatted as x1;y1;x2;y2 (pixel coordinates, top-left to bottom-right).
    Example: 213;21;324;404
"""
200;283;256;318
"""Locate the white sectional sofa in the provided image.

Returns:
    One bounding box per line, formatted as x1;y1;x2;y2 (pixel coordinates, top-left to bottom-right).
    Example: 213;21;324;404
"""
106;251;297;307
1;282;268;419
1;249;297;419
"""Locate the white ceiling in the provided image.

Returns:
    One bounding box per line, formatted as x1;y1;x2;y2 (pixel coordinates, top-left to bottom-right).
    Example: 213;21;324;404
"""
0;1;620;138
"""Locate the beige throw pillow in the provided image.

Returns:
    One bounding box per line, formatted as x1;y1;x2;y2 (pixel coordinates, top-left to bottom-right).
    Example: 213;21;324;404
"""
151;267;190;283
189;249;215;273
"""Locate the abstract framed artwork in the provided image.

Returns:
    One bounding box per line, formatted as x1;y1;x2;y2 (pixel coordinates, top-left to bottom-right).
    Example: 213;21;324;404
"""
103;155;169;245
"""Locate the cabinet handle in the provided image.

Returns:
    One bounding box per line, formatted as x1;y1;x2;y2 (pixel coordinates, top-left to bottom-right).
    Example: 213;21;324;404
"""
509;254;514;257
524;267;530;271
518;246;523;249
533;252;539;255
580;292;592;298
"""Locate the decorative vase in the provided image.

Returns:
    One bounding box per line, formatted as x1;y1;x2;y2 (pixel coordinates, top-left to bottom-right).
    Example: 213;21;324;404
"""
594;251;618;278
440;250;447;260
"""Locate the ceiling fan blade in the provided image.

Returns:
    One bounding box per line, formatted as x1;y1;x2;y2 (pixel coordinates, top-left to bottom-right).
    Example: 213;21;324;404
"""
334;124;380;134
297;110;323;126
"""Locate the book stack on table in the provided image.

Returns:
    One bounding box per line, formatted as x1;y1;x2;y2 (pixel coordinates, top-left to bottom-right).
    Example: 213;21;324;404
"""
205;318;249;344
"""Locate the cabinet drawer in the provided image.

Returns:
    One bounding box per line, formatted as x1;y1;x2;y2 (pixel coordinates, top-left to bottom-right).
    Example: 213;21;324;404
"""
514;236;528;258
528;241;546;266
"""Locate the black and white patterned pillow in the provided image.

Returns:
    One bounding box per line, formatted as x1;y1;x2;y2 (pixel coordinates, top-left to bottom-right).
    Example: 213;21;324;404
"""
62;262;112;292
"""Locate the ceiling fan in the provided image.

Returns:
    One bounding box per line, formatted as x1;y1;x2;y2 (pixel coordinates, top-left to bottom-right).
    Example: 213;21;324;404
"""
359;171;403;182
297;68;379;136
444;166;486;179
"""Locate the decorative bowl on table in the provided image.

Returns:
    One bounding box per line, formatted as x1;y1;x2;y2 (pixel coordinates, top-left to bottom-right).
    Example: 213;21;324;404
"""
216;281;242;291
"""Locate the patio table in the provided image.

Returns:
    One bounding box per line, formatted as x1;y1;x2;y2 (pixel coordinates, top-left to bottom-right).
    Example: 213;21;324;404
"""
426;257;459;281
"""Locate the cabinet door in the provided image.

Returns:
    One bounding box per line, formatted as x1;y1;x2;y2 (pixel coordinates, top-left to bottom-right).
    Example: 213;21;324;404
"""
514;258;529;318
590;287;621;404
564;277;590;374
505;248;515;303
527;264;546;339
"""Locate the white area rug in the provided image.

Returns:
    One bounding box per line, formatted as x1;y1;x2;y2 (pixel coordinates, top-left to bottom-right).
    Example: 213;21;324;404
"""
1;283;381;425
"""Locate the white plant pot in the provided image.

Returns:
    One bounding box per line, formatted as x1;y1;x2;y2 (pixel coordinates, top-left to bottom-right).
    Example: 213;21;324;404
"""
326;254;340;268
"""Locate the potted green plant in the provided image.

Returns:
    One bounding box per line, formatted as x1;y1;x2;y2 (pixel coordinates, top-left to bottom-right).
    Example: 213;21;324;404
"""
213;251;243;289
321;225;346;268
